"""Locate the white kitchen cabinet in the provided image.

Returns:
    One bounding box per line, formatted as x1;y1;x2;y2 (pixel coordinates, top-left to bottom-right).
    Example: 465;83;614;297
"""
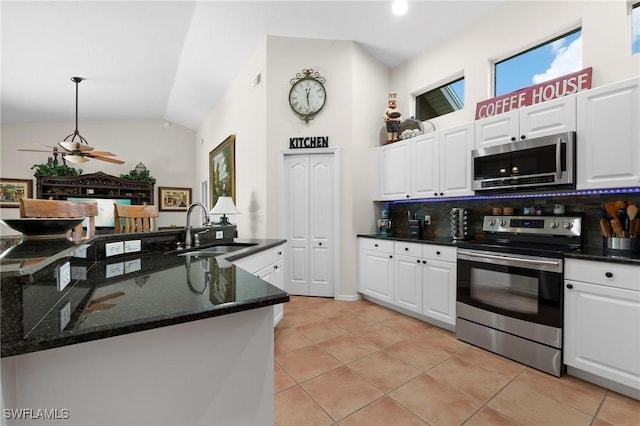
439;123;474;197
564;258;640;398
475;96;576;149
410;132;439;199
375;123;473;200
394;242;424;313
359;238;395;303
576;77;640;190
359;237;457;328
376;140;411;200
233;243;286;326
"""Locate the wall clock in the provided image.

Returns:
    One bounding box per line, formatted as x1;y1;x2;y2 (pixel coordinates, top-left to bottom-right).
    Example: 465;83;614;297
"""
288;69;326;123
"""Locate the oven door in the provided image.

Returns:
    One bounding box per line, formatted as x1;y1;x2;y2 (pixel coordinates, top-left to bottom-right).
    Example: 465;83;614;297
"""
456;249;563;328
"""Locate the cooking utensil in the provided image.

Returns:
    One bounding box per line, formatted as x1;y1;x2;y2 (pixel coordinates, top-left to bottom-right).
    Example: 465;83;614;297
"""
610;219;624;238
630;219;639;238
599;218;611;237
618;209;629;236
614;200;627;210
605;201;619;221
627;205;638;222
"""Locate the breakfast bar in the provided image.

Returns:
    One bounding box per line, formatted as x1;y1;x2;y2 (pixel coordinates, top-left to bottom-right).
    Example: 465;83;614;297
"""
1;230;288;425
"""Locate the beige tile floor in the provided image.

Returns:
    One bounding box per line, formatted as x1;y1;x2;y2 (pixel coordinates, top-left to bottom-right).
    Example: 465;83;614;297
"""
275;296;640;426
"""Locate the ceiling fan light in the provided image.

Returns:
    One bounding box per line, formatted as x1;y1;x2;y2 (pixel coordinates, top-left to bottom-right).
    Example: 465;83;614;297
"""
64;154;89;164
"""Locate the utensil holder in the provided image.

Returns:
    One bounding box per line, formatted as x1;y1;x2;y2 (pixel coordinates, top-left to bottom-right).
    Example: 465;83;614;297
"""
604;237;640;255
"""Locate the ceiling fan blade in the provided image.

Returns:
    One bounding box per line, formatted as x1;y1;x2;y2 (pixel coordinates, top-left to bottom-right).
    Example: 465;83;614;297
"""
59;141;94;152
86;151;117;157
92;156;125;164
17;148;56;153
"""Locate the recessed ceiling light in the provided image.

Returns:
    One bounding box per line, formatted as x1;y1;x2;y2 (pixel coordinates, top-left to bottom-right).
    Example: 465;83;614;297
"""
392;0;408;16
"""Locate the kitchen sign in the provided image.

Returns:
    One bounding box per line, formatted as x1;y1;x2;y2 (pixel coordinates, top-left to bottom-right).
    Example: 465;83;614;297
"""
475;67;592;119
289;136;329;149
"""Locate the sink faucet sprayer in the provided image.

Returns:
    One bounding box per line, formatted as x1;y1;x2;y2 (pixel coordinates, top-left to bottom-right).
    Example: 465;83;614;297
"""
184;202;210;248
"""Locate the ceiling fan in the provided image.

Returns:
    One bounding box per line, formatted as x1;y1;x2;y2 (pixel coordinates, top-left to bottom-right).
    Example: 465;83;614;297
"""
18;77;124;165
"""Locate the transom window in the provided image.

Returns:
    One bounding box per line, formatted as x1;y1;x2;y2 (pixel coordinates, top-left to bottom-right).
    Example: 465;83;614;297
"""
495;29;582;97
415;78;464;121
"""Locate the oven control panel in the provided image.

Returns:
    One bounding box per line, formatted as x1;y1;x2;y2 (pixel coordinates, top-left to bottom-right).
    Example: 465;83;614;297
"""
482;215;582;237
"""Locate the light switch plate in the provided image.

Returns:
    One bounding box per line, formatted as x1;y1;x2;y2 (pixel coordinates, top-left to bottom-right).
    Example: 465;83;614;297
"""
216;230;224;239
424;215;431;225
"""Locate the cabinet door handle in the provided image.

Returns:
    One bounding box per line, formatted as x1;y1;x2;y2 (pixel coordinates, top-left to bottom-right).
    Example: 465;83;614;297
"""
374;243;379;247
406;194;410;198
405;247;409;251
436;251;441;255
511;136;516;141
605;272;613;278
278;251;282;255
520;135;526;140
389;255;393;259
566;283;573;289
274;265;278;270
422;260;427;264
319;242;322;246
416;259;421;263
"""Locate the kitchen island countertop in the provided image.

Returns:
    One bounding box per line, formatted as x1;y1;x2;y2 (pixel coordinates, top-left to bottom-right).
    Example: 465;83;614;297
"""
1;232;288;358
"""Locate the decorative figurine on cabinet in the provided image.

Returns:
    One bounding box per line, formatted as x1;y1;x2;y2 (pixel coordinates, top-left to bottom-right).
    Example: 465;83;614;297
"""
383;92;402;144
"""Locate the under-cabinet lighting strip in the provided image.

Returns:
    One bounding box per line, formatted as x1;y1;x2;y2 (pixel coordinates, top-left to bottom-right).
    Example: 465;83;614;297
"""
388;187;640;204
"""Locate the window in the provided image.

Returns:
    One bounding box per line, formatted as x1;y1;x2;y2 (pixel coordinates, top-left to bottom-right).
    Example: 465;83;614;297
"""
415;78;464;121
633;2;640;54
495;29;582;97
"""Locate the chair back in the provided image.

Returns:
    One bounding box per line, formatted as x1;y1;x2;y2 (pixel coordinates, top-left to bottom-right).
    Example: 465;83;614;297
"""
19;198;98;240
114;204;158;233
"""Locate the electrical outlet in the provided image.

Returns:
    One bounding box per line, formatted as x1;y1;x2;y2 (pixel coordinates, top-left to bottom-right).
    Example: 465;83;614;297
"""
124;240;142;253
59;301;71;331
105;241;124;257
74;244;89;258
124;258;142;274
57;261;71;291
424;215;431;225
105;262;124;278
216;230;224;239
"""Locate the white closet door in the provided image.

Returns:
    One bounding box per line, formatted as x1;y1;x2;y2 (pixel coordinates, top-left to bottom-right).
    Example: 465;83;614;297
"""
284;155;310;295
309;154;334;297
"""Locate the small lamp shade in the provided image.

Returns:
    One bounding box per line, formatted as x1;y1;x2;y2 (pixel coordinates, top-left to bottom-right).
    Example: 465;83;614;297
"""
210;196;241;225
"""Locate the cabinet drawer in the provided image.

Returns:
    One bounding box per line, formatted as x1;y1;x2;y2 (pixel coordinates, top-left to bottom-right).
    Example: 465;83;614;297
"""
565;259;640;291
423;245;456;262
394;241;423;257
233;247;276;274
360;238;394;253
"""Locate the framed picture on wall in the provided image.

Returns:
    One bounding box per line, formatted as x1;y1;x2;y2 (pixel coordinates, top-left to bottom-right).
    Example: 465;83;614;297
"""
158;187;192;211
0;178;33;208
208;134;236;209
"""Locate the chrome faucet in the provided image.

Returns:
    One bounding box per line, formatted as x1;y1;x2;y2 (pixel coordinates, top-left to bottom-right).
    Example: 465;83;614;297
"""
184;202;209;248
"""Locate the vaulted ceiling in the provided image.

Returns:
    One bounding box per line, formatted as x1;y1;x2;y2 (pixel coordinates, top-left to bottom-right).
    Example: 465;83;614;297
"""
1;1;504;131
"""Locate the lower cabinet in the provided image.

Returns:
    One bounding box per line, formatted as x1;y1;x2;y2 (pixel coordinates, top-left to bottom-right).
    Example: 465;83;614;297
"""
564;258;640;399
233;243;286;326
358;237;456;328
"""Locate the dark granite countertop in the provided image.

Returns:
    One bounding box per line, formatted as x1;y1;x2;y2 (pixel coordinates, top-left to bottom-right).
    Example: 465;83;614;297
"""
1;233;288;357
564;248;640;265
357;233;459;247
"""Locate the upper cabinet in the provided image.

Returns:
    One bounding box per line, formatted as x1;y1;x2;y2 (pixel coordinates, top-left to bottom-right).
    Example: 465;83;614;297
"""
374;123;474;201
576;77;640;190
475;96;576;149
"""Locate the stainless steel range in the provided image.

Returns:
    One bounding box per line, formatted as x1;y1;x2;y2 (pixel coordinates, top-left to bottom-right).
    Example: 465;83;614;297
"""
456;214;583;376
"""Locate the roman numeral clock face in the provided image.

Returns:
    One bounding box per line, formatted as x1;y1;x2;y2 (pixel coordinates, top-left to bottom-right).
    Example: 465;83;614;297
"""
288;70;326;123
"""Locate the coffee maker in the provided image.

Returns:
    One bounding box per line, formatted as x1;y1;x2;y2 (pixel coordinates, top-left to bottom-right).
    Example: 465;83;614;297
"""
377;208;392;236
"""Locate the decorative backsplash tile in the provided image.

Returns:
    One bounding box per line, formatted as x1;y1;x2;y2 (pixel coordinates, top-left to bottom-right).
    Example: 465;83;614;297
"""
385;193;640;250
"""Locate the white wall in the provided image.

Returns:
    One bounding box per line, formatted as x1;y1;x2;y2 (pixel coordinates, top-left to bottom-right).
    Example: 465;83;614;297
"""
0;120;195;234
392;0;639;132
195;38;268;239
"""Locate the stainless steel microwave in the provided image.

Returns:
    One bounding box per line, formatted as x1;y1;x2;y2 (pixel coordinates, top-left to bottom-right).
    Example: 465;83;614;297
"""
472;132;576;192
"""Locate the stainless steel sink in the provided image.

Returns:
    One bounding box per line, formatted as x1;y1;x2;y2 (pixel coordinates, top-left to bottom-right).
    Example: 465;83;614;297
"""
178;243;256;257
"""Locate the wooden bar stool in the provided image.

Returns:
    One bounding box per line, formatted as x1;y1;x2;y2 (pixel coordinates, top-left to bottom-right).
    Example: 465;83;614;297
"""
19;198;98;241
114;204;158;233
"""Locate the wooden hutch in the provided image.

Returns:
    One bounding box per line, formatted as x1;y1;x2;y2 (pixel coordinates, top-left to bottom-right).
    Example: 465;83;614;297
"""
36;172;154;205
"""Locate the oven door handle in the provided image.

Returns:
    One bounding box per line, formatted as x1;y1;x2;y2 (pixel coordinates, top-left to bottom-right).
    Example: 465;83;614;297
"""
458;251;561;267
555;136;563;179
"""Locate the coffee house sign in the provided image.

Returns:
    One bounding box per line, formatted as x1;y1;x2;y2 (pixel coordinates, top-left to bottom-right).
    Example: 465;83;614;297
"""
475;67;592;119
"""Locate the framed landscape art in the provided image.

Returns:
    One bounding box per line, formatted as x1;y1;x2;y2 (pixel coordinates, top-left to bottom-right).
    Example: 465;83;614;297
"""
0;178;33;208
208;134;236;209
